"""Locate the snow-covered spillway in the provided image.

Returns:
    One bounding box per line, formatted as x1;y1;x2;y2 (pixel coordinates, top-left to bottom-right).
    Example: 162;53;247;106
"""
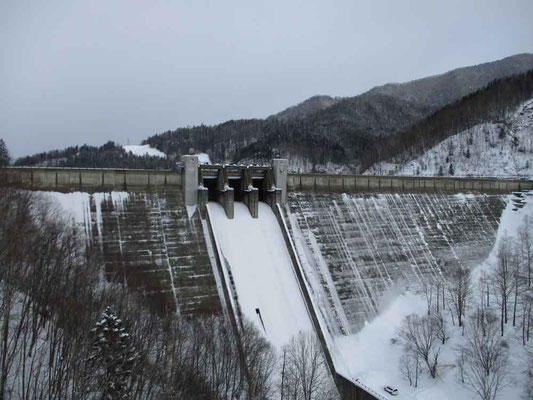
209;202;313;348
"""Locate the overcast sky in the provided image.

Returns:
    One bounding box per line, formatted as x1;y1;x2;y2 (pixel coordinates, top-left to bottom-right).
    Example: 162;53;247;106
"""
1;0;532;158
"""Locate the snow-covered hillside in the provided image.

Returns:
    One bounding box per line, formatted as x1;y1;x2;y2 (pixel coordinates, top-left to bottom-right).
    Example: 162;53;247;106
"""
367;98;533;178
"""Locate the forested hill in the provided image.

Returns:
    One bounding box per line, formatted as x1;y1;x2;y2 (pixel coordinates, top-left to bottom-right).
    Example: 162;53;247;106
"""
15;54;533;173
360;69;533;173
15;141;174;170
144;54;533;172
267;53;533;123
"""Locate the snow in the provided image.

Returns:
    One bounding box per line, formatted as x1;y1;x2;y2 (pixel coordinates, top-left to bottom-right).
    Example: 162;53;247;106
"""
123;144;166;158
41;191;129;241
186;205;198;219
329;192;533;400
208;202;313;349
367;98;533;178
43;191;91;224
197;152;211;165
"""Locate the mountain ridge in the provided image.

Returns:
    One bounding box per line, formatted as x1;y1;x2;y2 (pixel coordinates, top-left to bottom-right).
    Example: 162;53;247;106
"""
14;53;533;174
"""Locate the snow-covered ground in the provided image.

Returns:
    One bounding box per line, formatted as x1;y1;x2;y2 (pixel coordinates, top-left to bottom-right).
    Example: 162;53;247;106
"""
329;193;533;400
209;202;312;349
123;144;166;158
367;98;533;178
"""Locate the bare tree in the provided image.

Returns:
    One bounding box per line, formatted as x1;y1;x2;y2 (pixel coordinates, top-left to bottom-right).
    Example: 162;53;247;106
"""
281;331;339;400
493;236;515;336
433;312;449;345
399;352;422;387
447;264;472;328
459;308;508;400
511;242;523;327
240;320;277;399
519;216;533;288
399;314;440;378
423;279;435;315
523;288;533;345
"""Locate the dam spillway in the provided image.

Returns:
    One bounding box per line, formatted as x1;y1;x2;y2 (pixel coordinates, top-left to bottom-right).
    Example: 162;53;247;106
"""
208;201;312;348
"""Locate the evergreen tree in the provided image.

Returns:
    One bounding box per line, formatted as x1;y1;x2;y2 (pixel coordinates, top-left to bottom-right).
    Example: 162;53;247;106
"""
438;165;444;176
0;139;10;166
90;307;138;400
449;163;455;175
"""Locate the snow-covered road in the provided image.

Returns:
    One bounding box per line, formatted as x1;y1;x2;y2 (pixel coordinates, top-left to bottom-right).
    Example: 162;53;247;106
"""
209;202;313;349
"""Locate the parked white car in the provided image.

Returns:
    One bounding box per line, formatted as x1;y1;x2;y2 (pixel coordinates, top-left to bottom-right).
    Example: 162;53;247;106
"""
384;386;398;396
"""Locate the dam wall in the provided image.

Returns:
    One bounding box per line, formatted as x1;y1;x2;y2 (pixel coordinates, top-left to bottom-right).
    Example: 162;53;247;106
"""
39;189;221;315
285;191;505;335
2;167;531;193
94;190;221;315
288;173;532;192
0;167;181;190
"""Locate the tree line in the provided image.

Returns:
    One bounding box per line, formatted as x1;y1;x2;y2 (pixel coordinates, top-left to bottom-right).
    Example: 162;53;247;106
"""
14;141;175;170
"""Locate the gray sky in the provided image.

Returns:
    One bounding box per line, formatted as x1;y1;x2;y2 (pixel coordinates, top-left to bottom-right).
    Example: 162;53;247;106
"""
1;0;532;158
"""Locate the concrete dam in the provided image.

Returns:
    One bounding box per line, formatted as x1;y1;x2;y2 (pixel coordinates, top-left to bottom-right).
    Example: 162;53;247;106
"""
1;162;531;399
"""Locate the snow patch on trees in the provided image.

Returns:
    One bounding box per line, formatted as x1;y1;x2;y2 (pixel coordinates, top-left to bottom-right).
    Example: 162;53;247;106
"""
123;144;166;158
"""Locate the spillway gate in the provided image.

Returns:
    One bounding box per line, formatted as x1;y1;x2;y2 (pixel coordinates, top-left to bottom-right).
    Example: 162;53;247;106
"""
181;155;287;219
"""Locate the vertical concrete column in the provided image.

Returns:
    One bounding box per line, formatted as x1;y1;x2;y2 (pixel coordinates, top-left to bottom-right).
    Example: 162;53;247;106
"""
216;167;234;219
243;187;259;218
181;155;199;206
197;186;209;219
272;158;288;204
219;188;235;219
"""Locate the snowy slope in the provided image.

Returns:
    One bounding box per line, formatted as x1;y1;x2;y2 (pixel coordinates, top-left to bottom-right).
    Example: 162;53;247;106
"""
328;194;533;400
367;98;533;178
209;202;313;349
123;144;166;158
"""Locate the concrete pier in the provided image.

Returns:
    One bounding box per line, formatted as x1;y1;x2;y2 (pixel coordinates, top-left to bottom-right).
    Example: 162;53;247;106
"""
242;186;259;218
272;158;288;204
181;155;199;206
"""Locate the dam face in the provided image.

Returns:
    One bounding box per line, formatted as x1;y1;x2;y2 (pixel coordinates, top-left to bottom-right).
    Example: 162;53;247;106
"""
286;191;505;334
91;189;222;315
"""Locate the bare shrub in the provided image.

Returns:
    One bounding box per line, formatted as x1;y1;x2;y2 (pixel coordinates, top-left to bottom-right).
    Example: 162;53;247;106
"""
280;331;339;400
400;352;422;387
399;314;440;378
459;308;508;400
447;264;472;328
492;236;515;336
